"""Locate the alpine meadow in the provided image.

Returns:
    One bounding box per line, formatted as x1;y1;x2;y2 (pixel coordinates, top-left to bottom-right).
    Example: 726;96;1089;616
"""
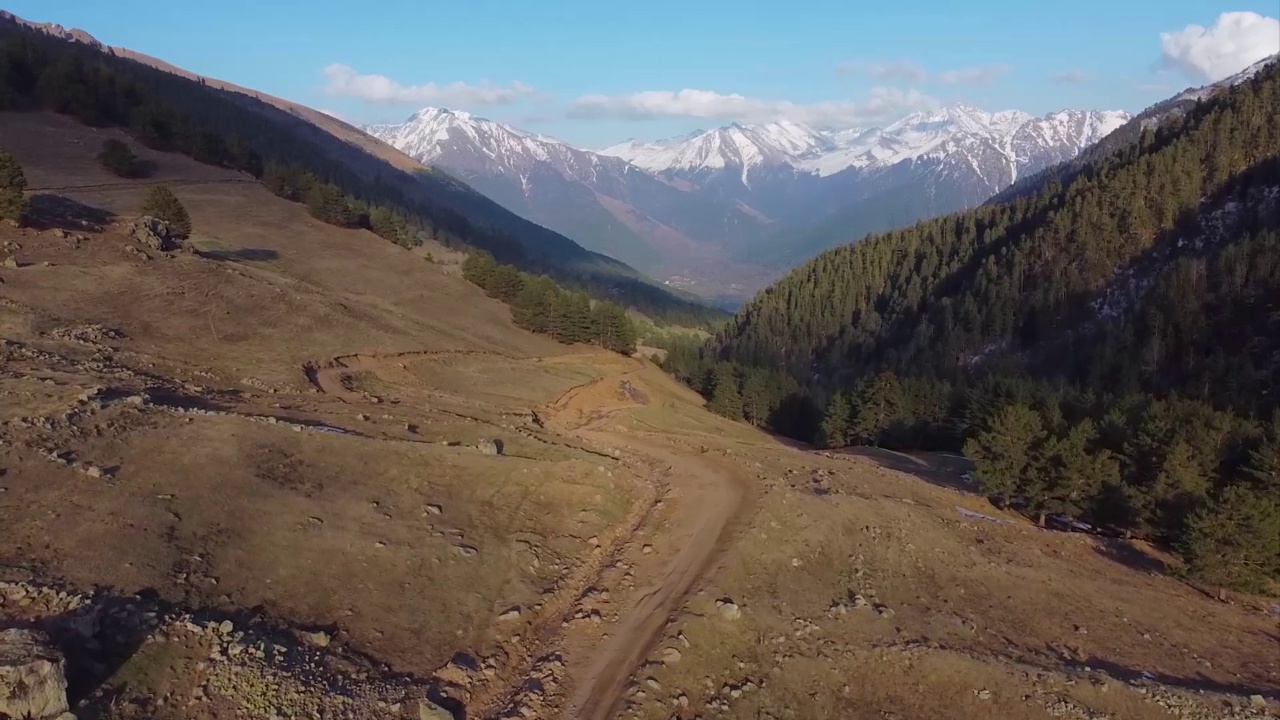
0;5;1278;720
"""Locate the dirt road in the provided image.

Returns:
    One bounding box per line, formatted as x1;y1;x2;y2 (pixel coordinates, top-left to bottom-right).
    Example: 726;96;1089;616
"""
307;353;750;719
567;432;745;720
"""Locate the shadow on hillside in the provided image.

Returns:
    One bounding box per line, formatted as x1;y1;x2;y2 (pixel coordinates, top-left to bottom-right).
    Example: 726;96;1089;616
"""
25;193;114;232
198;247;280;262
1091;537;1169;576
840;446;975;493
1046;644;1277;701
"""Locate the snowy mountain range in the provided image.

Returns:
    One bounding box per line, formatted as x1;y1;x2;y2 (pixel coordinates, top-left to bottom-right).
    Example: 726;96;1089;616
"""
603;105;1128;190
365;108;766;275
365;104;1130;296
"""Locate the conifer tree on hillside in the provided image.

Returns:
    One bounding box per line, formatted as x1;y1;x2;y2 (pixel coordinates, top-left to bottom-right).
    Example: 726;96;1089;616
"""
964;403;1046;502
140;184;192;238
849;372;904;445
708;364;744;419
97;138;145;178
0;148;28;224
818;392;852;448
487;264;525;303
1180;485;1280;594
592;302;637;355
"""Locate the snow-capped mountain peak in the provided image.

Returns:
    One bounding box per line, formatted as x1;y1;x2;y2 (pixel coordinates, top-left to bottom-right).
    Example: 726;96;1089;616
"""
600;121;832;183
600;103;1128;184
363;107;565;167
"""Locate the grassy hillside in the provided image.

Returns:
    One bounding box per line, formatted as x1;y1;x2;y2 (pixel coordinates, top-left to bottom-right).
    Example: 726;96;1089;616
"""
0;13;723;325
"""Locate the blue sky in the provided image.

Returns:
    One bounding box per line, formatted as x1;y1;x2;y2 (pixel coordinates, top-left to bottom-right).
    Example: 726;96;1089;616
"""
11;1;1280;147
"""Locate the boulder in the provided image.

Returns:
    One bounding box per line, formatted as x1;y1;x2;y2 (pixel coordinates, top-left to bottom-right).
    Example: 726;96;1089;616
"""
419;699;454;720
715;599;742;621
128;216;178;252
0;628;70;719
476;439;502;456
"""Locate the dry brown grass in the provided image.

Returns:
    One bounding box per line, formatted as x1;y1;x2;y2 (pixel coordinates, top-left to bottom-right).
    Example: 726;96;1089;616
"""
0;110;1276;720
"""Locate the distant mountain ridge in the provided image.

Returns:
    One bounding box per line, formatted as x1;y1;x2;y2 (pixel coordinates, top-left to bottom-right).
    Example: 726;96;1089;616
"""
364;108;769;276
367;103;1129;298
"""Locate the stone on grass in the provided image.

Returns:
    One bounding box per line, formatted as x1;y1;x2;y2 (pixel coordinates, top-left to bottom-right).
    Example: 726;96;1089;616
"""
0;628;70;720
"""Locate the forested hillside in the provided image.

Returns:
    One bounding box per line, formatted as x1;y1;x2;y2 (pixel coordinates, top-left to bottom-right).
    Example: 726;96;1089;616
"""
662;60;1280;591
0;14;721;325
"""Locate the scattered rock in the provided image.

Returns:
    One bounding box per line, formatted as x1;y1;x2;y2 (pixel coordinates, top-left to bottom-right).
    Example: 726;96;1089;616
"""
497;606;523;622
419;699;454;720
476;439;502;456
660;647;682;665
128;216;181;252
0;628;71;720
2;256;17;269
82;465;104;479
51;228;67;239
641;544;654;555
716;599;742;621
452;544;478;557
424;504;443;516
1251;695;1268;708
975;688;992;700
299;630;331;648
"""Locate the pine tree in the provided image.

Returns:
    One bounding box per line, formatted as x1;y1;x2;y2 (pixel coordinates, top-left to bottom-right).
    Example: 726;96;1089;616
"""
849;372;903;445
1180;484;1280;593
963;403;1046;502
511;275;556;334
592;302;637;355
140;184;192;238
304;182;357;227
1032;419;1118;522
486;264;525;302
708;364;743;419
0;148;27;224
97;138;144;178
461;252;497;288
818;392;852;448
369;206;408;244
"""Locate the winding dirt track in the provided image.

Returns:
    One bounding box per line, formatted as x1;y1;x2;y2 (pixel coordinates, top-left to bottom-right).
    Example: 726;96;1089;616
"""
307;353;748;720
567;432;744;720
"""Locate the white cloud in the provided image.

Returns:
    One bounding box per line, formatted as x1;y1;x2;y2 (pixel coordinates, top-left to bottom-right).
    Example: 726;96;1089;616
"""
322;64;537;106
935;64;1013;86
837;60;926;83
837;60;1012;86
567;87;939;126
1049;69;1089;85
1159;11;1280;81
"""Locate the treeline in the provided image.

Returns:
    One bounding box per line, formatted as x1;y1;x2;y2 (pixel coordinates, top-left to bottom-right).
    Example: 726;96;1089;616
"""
461;252;637;355
663;61;1280;591
0;24;427;247
0;18;723;325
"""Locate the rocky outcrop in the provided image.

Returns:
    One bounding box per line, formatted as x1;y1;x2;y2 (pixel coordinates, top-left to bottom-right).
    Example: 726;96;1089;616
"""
0;628;71;719
128;216;178;252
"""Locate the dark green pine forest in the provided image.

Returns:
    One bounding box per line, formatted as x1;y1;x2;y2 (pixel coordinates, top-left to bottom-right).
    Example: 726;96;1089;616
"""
659;60;1280;591
0;16;722;327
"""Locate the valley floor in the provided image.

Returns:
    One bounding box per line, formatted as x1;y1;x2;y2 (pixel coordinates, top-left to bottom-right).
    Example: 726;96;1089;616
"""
1;112;1277;720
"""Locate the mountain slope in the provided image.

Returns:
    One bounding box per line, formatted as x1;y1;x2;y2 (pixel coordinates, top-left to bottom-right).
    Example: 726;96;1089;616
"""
713;62;1279;390
994;52;1279;205
0;12;720;322
664;60;1280;592
602;105;1128;270
364;108;770;276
